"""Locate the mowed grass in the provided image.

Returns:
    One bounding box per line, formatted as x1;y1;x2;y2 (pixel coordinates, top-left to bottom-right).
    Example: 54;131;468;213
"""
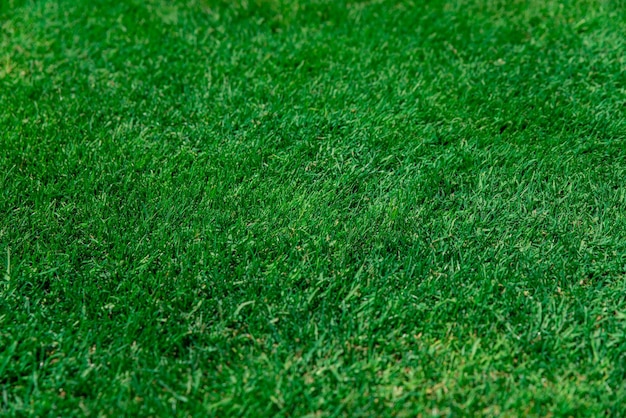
1;0;626;415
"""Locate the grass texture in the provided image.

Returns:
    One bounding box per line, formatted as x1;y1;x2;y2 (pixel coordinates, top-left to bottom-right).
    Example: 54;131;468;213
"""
1;0;626;415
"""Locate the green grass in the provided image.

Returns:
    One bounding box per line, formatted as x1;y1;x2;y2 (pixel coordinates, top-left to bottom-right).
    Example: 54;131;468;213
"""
1;0;626;415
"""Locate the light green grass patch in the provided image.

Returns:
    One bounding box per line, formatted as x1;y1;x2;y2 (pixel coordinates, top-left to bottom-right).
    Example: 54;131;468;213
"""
1;0;626;416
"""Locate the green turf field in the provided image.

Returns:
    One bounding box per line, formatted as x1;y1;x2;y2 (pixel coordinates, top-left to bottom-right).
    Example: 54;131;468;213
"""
1;0;626;415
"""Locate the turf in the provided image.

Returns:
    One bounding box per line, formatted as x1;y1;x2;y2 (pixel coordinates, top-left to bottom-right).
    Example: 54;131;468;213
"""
1;0;626;415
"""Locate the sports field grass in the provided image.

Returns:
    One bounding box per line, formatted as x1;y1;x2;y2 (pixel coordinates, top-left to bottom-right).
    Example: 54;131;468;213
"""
1;0;626;415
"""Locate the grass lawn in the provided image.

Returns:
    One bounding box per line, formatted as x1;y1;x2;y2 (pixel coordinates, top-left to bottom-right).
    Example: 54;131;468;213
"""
1;0;626;415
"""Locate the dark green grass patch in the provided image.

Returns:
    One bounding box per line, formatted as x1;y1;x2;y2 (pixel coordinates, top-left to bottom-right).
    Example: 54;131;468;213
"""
1;0;626;415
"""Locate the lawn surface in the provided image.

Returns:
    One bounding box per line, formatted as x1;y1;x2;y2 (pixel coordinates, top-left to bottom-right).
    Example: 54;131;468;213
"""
1;0;626;415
